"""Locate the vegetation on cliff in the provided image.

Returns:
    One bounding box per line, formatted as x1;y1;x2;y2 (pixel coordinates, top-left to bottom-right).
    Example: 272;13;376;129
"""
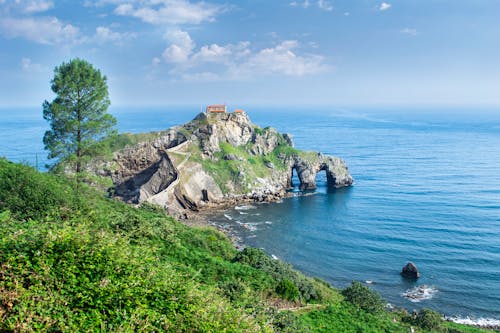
0;158;495;332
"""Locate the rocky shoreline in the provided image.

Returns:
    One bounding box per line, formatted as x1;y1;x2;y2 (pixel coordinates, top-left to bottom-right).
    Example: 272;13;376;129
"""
182;191;296;250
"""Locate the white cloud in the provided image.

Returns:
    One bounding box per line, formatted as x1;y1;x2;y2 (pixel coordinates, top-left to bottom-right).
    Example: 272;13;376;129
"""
162;29;195;63
84;0;130;6
193;42;250;63
241;40;326;76
317;0;333;11
0;16;81;45
181;71;220;81
20;0;54;13
94;26;135;43
291;0;332;11
20;57;46;72
158;30;328;79
115;3;134;14
379;2;391;11
1;0;54;13
115;0;224;25
400;28;418;36
289;0;310;9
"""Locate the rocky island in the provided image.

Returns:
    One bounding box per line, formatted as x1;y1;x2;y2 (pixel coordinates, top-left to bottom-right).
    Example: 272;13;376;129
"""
89;109;353;218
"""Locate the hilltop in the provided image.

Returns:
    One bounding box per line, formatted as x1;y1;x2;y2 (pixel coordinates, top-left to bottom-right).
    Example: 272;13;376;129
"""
86;111;353;218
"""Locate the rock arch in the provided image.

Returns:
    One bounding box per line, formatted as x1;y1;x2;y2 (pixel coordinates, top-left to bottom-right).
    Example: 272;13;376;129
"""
289;154;353;190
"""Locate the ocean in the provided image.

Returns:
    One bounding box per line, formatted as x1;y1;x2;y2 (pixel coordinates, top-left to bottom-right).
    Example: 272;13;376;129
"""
1;106;499;324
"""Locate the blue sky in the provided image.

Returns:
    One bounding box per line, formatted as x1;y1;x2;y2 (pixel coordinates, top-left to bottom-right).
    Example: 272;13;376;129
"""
0;0;499;107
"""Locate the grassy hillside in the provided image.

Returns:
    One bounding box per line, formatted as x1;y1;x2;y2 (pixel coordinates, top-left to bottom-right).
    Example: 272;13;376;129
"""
0;158;496;332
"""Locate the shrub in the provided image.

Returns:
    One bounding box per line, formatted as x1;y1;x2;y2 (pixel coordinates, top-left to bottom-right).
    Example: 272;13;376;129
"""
341;281;385;314
415;308;443;331
276;279;300;301
272;311;307;333
234;247;321;302
0;158;77;220
218;280;246;302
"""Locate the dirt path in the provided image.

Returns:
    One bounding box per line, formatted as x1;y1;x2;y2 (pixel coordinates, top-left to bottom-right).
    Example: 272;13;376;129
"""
279;304;326;313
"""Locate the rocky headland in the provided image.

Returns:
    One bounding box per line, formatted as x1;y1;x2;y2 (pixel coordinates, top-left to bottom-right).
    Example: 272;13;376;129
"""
89;111;353;218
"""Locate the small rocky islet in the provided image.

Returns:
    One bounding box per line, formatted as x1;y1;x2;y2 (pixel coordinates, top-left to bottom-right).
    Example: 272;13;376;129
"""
88;110;353;218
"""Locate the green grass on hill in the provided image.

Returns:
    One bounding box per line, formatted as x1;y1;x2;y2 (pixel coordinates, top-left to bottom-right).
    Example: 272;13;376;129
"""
0;158;497;332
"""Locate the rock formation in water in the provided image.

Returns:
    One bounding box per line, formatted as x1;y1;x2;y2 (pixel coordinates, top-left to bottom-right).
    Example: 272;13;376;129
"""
91;111;353;218
401;262;420;279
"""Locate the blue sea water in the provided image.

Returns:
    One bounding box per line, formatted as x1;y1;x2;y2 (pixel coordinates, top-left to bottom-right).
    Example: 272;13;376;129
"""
1;106;499;322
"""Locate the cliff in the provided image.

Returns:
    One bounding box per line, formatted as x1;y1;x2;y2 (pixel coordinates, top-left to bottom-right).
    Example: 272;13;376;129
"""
91;111;353;217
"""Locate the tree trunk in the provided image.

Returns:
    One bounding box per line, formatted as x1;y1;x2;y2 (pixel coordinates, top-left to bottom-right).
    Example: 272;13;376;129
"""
76;91;82;175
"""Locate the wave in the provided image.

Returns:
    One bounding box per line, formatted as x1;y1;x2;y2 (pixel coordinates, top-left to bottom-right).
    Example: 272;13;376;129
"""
401;285;438;302
235;221;258;232
223;214;233;221
235;205;257;210
446;316;500;329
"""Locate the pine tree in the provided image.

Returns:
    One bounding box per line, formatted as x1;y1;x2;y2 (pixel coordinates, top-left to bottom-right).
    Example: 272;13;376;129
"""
43;58;116;174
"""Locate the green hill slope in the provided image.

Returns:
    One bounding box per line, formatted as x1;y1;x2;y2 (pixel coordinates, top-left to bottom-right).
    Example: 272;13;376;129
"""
0;159;496;332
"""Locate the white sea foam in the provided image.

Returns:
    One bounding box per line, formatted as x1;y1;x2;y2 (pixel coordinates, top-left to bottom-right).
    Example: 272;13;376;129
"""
238;211;248;215
264;221;273;225
401;285;438;302
365;280;374;284
223;214;233;221
271;254;279;260
238;222;257;231
235;205;256;210
446;316;500;328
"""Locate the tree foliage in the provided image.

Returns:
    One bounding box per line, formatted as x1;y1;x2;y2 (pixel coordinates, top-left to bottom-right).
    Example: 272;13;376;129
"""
341;281;385;314
43;58;116;173
415;308;443;331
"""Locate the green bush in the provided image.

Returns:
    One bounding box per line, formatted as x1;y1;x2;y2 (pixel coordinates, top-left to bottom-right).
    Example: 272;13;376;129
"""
415;308;443;331
272;311;307;333
276;279;300;301
0;158;78;220
341;281;385;314
234;247;322;302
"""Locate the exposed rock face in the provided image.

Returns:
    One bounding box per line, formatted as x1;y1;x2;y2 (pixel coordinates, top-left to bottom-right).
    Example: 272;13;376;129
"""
90;111;353;218
194;112;254;155
401;262;420;279
98;130;187;203
291;154;352;190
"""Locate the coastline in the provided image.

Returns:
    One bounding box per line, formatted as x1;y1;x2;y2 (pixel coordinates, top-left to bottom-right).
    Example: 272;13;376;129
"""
183;196;500;331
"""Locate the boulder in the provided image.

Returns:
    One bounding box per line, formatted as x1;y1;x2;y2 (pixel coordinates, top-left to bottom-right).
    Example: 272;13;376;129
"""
401;262;420;279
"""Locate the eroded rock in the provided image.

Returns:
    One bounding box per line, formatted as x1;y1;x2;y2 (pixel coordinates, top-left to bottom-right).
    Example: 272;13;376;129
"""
401;262;420;279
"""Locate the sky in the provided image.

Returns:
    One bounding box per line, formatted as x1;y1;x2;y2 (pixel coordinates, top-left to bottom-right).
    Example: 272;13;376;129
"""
0;0;499;107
